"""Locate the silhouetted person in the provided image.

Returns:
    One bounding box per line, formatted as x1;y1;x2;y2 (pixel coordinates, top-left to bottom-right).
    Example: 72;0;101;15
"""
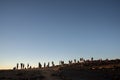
30;66;32;69
68;60;72;65
13;67;16;70
59;61;64;66
20;63;23;69
38;62;42;68
16;63;19;69
47;62;50;68
77;60;80;63
91;57;93;61
44;62;46;68
27;63;29;69
106;58;109;62
20;63;25;69
80;58;83;61
23;64;25;69
61;61;64;65
80;58;84;63
74;59;76;63
68;60;71;65
52;61;55;67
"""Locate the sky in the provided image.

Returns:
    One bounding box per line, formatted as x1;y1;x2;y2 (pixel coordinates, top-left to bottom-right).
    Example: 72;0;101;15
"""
0;0;120;69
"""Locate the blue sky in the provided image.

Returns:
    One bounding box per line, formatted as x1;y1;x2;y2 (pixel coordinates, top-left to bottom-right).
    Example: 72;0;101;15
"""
0;0;120;69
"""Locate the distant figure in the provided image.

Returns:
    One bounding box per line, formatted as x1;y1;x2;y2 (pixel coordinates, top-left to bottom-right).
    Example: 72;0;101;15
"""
106;58;109;62
77;61;80;63
38;62;42;68
68;60;71;65
62;61;64;65
13;67;16;70
52;61;55;67
68;60;72;65
91;57;93;61
59;61;64;66
30;66;32;69
23;64;25;69
16;63;19;69
27;63;29;69
20;63;25;69
44;62;46;68
80;58;84;63
80;58;83;61
74;59;76;63
20;63;23;69
47;62;50;68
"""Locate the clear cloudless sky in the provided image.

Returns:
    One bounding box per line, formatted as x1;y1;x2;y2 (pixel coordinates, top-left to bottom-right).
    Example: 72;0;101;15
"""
0;0;120;69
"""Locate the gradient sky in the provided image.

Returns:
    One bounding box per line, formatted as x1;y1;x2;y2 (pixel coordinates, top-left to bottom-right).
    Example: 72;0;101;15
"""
0;0;120;69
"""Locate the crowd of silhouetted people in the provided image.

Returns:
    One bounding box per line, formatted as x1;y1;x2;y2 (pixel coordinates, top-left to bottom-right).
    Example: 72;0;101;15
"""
13;61;55;70
12;58;120;80
13;57;120;70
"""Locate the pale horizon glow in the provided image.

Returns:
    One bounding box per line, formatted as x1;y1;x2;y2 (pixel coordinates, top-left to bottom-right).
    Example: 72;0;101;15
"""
0;0;120;69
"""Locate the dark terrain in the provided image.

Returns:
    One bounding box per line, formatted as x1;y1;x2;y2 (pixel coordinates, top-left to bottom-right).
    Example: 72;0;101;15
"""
0;59;120;80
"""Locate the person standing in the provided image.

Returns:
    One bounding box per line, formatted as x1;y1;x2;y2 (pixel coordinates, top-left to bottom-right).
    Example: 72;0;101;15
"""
16;63;19;69
27;63;29;69
38;62;42;68
44;62;46;68
20;63;23;69
52;61;55;67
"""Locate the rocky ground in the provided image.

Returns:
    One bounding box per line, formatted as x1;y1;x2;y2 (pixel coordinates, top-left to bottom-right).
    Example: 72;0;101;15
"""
0;67;119;80
0;68;63;80
0;60;120;80
0;69;45;80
